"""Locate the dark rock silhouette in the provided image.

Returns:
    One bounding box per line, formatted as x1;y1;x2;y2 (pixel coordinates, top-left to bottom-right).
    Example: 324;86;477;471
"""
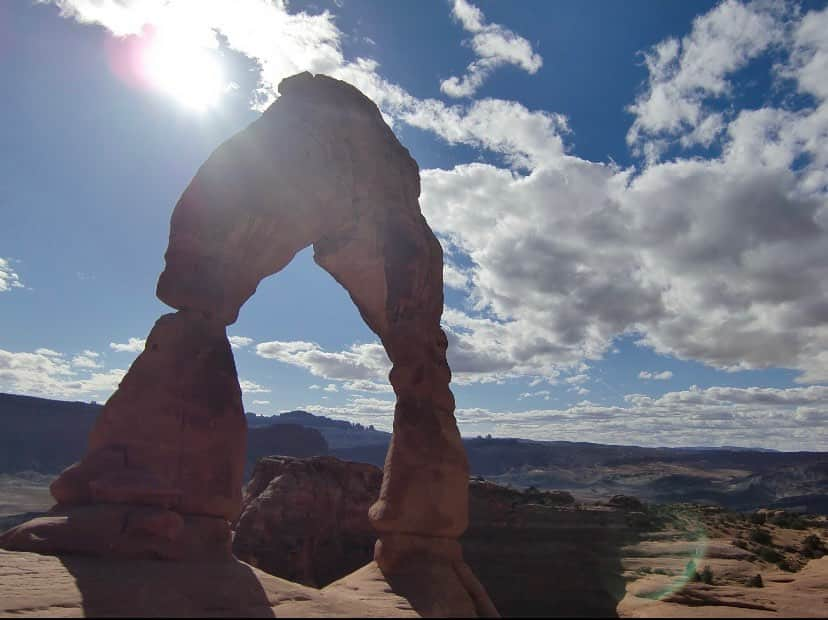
1;73;493;615
232;457;634;617
233;456;382;587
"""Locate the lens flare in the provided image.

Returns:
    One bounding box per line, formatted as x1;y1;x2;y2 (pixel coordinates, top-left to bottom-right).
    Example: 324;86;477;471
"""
142;35;224;111
639;505;712;601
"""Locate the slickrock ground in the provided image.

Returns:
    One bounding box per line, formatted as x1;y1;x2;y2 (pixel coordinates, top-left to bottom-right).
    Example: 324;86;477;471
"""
3;459;827;618
0;550;420;618
618;506;828;617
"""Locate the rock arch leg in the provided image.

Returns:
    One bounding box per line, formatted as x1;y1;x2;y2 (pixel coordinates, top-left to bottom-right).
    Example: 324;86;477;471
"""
314;213;498;616
314;211;468;545
0;310;245;559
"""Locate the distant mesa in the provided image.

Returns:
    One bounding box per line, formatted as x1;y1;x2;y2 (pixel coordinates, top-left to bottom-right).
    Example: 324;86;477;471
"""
0;73;495;616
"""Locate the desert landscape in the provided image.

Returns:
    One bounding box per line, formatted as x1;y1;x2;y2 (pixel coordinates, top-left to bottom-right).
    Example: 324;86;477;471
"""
2;0;828;617
2;394;827;617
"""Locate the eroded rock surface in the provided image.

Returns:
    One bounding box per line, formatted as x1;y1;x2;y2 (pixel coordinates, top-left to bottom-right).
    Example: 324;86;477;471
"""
1;311;243;559
2;72;489;614
232;456;638;617
233;456;383;587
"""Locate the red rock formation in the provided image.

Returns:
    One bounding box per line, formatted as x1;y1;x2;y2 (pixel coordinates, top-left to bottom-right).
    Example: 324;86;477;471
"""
1;311;242;559
233;456;382;587
232;457;635;617
2;72;492;615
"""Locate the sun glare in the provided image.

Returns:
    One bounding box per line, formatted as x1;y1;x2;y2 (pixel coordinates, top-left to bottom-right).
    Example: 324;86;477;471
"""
142;37;224;111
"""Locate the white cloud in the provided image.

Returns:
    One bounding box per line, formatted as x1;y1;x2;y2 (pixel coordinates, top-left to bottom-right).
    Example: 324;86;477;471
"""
300;395;396;430
109;337;146;353
518;389;551;400
416;2;828;385
444;260;472;291
71;350;103;369
440;0;542;98
239;379;270;394
785;5;828;101
0;258;24;292
323;383;338;392
295;384;828;450
627;0;788;156
34;348;62;357
454;384;828;450
252;399;270;405
229;335;254;349
639;370;673;381
342;379;393;393
45;2;828;416
256;340;391;382
0;348;125;400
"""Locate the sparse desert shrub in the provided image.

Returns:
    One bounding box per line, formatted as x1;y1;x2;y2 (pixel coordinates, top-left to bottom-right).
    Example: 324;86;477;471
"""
750;528;773;545
747;574;764;588
692;565;714;585
759;547;782;563
802;534;824;556
777;557;800;572
750;511;767;525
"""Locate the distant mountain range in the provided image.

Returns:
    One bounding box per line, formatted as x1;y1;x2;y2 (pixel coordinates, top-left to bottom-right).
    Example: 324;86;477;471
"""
2;392;826;513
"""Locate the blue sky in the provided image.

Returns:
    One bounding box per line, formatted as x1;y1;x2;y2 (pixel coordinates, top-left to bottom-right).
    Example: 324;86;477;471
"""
1;0;827;450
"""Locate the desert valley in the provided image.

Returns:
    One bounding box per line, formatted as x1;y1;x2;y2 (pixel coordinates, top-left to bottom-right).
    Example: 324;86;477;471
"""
2;391;827;617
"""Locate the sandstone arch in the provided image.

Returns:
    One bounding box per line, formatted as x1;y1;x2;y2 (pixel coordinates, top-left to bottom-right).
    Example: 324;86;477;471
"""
2;73;494;615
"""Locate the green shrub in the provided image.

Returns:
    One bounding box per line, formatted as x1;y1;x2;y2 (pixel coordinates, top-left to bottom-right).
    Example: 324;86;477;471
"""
750;512;767;525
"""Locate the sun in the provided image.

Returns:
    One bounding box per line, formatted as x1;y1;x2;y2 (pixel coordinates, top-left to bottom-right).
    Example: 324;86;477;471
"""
142;36;224;111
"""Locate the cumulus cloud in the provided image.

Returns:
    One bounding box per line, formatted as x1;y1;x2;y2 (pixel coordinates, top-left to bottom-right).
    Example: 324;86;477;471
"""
239;379;270;394
627;0;788;157
296;384;828;450
460;384;828;450
0;258;24;292
639;370;673;380
252;399;270;405
45;2;828;416
0;348;125;399
440;0;543;98
109;338;146;353
518;389;551;400
419;2;828;385
256;340;391;383
71;350;102;369
229;336;254;349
